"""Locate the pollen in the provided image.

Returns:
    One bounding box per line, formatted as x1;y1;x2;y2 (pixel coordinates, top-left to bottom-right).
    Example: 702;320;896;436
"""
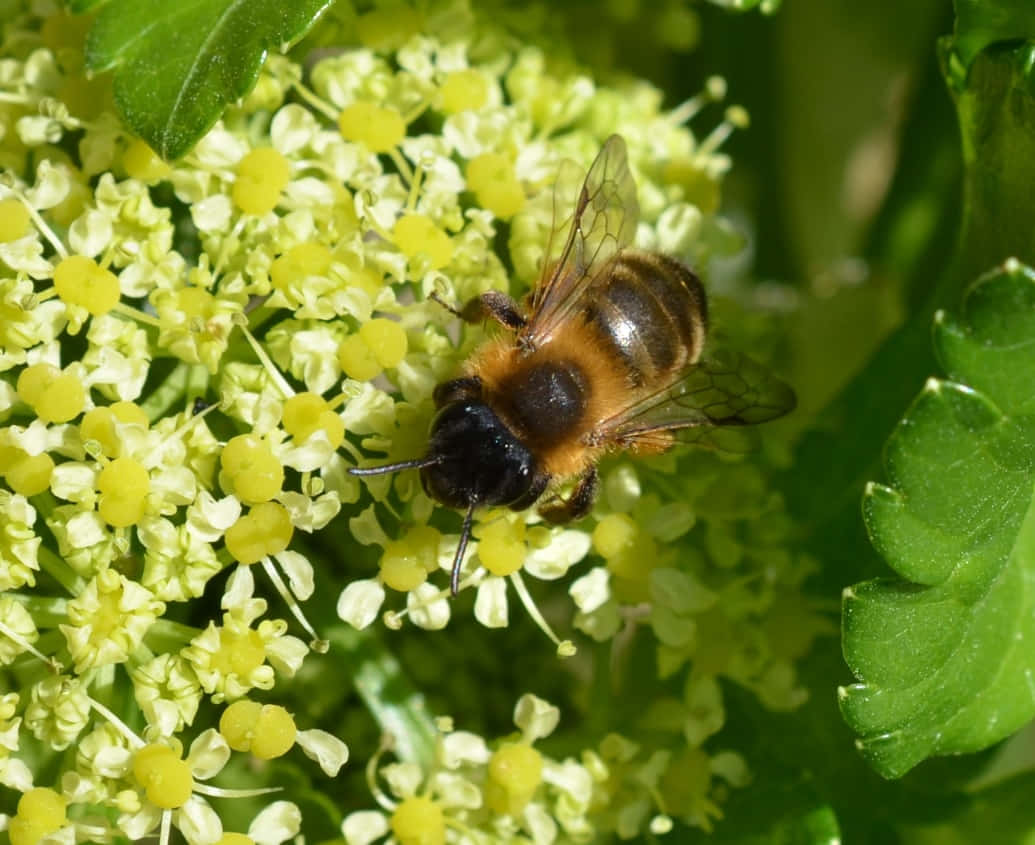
271;242;333;292
467;153;525;219
232;147;291;215
477;518;527;577
338;333;382;381
212;626;268;677
80;402;149;457
337;318;408;381
7;787;67;845
224;501;294;564
485;742;543;816
380;540;429;592
361;318;408;368
337;101;406;152
97;456;150;527
392;213;453;269
282;392;345;448
17;363;86;424
0;197;30;242
220;434;284;504
592;513;638;560
123;138;171;183
132;743;194;809
220;699;297;759
53;255;121;315
5;450;54;497
439;69;489;114
390;795;446;845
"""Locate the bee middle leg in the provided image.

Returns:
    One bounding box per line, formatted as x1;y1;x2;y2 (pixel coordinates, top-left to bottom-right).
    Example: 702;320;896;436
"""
538;467;598;524
430;290;526;331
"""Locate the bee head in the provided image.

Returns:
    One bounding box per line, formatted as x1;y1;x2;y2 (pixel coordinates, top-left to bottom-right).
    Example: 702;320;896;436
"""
420;400;537;509
347;398;539;597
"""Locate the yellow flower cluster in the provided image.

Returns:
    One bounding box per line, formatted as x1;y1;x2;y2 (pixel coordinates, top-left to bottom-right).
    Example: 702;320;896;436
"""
0;0;816;841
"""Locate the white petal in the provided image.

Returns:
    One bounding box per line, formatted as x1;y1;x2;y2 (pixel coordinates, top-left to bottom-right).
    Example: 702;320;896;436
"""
474;576;508;628
337;580;385;630
118;805;161;841
569;567;610;613
514;694;559;742
274;550;314;600
429;771;481;810
523;530;590;580
341;810;389;845
248;800;302;845
382;761;423;799
222;564;255;609
523;801;558;845
188;492;241;541
187;729;230;780
439;731;490;769
264;635;309;676
176;795;222;845
296;728;349;776
0;757;33;791
26;159;71;209
407;583;450;630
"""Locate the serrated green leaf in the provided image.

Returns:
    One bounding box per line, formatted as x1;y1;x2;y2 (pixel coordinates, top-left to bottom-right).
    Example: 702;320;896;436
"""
949;0;1035;71
947;43;1035;282
85;0;331;160
841;261;1035;778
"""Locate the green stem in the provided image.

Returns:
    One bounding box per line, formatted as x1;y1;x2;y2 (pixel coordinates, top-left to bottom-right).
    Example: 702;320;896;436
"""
328;625;437;770
137;361;211;422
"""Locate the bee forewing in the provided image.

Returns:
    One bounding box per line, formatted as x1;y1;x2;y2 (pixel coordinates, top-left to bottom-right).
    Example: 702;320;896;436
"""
525;134;640;344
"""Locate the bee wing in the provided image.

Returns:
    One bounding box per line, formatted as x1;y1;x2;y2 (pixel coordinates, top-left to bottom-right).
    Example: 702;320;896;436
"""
523;134;639;345
594;348;796;452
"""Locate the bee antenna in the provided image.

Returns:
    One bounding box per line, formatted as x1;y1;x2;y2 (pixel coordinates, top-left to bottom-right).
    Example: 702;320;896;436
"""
451;501;477;597
348;456;442;476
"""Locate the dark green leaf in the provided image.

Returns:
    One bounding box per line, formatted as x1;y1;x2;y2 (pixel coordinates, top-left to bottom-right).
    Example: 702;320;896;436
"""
841;261;1035;778
68;0;108;12
949;0;1035;71
945;42;1035;282
85;0;331;160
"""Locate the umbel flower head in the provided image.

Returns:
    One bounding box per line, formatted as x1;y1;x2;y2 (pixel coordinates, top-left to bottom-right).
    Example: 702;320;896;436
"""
0;0;826;840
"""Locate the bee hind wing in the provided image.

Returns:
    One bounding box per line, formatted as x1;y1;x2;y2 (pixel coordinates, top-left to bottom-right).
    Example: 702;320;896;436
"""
594;349;797;452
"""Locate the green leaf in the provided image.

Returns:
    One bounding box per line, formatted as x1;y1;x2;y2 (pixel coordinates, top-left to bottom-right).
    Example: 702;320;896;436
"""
841;261;1035;778
85;0;331;160
946;43;1035;286
949;0;1035;71
68;0;107;12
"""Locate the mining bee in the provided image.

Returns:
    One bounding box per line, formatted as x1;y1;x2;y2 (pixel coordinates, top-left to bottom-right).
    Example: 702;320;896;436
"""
351;134;795;594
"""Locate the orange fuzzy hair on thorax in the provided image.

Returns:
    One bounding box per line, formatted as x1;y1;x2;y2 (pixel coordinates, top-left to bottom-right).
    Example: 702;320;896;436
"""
463;318;640;480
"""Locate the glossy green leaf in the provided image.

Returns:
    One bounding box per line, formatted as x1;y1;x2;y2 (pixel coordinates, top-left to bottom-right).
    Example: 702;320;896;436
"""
841;261;1035;778
949;0;1035;71
85;0;331;160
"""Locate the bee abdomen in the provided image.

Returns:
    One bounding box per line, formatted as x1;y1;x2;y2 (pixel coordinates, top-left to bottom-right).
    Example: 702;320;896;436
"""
584;252;707;385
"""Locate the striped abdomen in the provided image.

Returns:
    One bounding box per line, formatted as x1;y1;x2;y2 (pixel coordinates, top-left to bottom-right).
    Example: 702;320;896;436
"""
581;251;707;386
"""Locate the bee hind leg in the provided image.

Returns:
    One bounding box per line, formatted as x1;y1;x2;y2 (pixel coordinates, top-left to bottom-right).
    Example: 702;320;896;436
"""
538;467;598;524
431;290;526;331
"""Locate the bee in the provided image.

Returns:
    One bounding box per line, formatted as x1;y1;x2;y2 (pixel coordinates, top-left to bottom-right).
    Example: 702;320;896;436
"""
350;134;795;595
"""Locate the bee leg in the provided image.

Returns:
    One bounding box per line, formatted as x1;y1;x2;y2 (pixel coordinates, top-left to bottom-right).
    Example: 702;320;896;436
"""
433;376;483;408
432;290;527;330
538;467;598;524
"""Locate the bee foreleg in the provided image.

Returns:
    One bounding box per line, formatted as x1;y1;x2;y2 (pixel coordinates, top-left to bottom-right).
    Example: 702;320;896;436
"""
538;467;598;524
454;291;527;330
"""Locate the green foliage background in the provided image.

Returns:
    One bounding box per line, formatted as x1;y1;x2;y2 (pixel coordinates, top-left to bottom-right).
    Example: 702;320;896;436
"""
9;0;1035;841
